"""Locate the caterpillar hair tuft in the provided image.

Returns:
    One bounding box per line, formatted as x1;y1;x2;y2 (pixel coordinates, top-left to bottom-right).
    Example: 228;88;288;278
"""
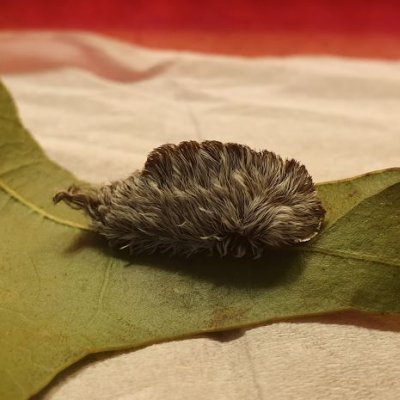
54;141;325;258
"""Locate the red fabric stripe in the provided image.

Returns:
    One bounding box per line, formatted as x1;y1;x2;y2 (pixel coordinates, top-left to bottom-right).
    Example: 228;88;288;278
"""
106;30;400;59
1;0;400;34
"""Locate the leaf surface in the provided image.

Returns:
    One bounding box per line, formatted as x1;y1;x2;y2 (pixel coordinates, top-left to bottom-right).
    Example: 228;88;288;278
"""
0;82;399;400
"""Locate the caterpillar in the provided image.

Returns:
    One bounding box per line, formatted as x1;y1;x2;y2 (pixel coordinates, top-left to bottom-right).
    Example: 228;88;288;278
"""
54;141;325;258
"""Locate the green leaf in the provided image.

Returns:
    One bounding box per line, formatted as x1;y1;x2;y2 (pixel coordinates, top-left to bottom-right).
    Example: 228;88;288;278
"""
0;81;399;400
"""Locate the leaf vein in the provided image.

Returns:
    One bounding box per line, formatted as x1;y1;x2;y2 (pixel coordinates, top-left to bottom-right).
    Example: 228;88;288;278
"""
305;246;399;267
87;260;112;326
0;179;91;231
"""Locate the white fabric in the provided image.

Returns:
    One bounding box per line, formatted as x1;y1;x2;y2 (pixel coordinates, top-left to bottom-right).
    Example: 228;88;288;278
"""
2;32;400;400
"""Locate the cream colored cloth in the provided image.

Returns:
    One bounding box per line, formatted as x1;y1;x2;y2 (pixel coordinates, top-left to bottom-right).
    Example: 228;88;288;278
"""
2;32;400;400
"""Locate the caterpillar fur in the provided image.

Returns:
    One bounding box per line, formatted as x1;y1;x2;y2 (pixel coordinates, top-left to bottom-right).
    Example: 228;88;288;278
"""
54;141;325;258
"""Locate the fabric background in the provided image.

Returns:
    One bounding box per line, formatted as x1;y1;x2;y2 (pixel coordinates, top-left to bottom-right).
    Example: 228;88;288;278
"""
2;32;400;399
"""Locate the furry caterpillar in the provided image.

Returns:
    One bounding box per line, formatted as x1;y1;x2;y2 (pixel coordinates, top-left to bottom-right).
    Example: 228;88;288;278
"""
54;141;325;258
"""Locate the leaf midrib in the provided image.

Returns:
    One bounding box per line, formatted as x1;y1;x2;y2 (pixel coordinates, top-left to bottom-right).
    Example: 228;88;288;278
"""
0;179;90;231
303;246;399;268
2;177;398;268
